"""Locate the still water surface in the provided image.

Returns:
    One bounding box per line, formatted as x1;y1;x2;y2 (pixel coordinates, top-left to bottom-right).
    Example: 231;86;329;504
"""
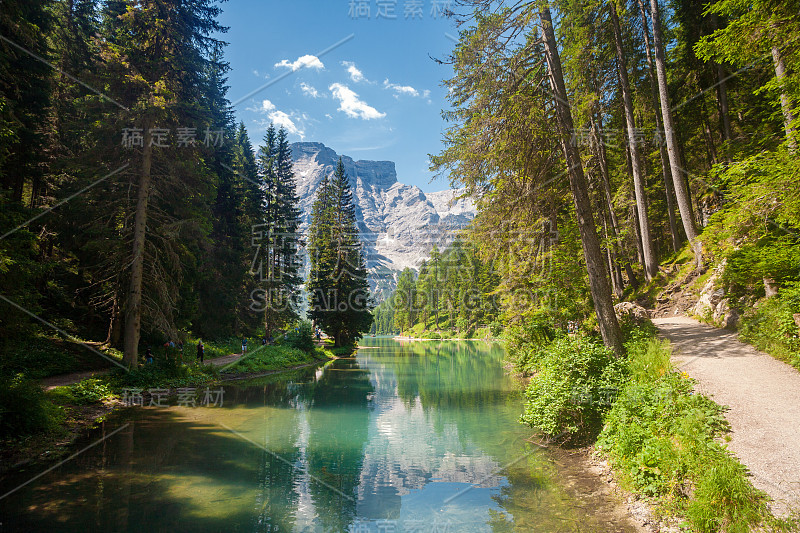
0;338;632;532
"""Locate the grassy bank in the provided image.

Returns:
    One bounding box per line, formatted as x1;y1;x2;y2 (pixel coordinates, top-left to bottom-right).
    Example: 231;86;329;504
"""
221;344;336;374
0;327;343;474
736;285;800;372
509;319;794;531
402;321;501;340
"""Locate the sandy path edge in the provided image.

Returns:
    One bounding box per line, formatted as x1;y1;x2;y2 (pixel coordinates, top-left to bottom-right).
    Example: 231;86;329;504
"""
653;316;800;517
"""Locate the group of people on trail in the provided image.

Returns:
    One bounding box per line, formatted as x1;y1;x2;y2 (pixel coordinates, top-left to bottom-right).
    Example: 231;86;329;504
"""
145;339;186;364
145;326;325;367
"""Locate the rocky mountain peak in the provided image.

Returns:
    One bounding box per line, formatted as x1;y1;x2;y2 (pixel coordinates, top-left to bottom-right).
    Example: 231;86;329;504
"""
290;142;475;297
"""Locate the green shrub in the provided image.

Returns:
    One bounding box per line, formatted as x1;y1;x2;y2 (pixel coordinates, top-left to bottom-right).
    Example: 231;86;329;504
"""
739;282;800;370
110;357;218;390
199;337;241;359
504;316;561;375
0;334;119;379
49;378;115;405
222;345;312;373
0;374;64;440
285;321;315;352
722;237;800;301
520;336;627;439
626;338;672;383
686;453;767;533
598;366;766;531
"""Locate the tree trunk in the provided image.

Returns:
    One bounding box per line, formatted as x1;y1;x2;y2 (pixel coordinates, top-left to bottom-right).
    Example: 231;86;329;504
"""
540;6;623;355
123;120;153;368
631;202;645;268
601;203;624;299
636;0;680;253
709;15;733;147
701;98;719;166
716;63;732;143
772;46;797;150
610;2;658;280
591;112;632;291
649;0;701;262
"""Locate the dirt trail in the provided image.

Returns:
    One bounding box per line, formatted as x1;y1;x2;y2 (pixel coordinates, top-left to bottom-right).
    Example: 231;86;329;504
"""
653;316;800;516
39;339;333;390
39;353;243;390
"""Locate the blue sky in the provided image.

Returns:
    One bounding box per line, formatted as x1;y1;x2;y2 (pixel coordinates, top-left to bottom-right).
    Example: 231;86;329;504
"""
219;0;460;192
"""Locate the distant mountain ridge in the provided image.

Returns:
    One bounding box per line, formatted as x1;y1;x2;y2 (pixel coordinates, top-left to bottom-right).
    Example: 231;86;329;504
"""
290;142;475;297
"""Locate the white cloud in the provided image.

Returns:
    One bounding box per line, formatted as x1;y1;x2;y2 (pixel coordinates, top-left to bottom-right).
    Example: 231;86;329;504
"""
300;82;320;98
250;99;305;138
274;54;324;71
268;111;304;138
383;79;420;97
342;61;367;83
329;83;386;120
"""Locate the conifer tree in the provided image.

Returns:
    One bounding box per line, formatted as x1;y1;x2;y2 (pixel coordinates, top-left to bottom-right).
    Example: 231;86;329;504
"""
93;0;229;365
307;159;372;346
255;125;303;334
392;267;417;331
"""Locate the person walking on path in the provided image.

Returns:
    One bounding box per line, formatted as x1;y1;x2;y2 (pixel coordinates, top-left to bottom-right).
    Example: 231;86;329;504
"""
196;340;204;363
241;337;248;355
145;347;154;364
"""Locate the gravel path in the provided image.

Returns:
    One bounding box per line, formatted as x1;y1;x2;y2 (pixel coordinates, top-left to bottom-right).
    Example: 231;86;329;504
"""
653;316;800;516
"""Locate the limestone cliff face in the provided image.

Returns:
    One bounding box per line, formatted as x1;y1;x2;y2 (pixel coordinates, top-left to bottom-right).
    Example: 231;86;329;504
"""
290;142;475;296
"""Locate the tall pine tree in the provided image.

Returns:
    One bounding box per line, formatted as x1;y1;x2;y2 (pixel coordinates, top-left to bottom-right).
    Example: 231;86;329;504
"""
255;125;303;334
307;158;372;346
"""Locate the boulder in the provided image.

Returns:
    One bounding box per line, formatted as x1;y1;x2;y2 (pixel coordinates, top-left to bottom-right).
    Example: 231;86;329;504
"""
764;277;779;298
614;302;650;324
713;300;739;330
692;264;726;318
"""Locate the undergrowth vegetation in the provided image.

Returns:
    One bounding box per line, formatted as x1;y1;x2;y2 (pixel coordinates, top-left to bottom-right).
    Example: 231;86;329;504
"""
221;345;324;374
0;374;64;441
738;283;800;371
0;321;332;451
48;378;115;406
109;358;220;389
597;339;771;532
510;318;784;531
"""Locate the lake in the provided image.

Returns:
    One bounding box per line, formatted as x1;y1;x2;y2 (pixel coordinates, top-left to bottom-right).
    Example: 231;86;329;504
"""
0;337;637;532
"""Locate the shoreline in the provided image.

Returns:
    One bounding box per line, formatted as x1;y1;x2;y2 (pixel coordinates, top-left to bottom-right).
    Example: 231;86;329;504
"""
392;335;501;342
1;355;334;477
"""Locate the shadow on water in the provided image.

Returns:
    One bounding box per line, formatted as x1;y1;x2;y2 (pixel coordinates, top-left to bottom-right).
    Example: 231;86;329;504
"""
1;410;277;532
0;339;638;532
